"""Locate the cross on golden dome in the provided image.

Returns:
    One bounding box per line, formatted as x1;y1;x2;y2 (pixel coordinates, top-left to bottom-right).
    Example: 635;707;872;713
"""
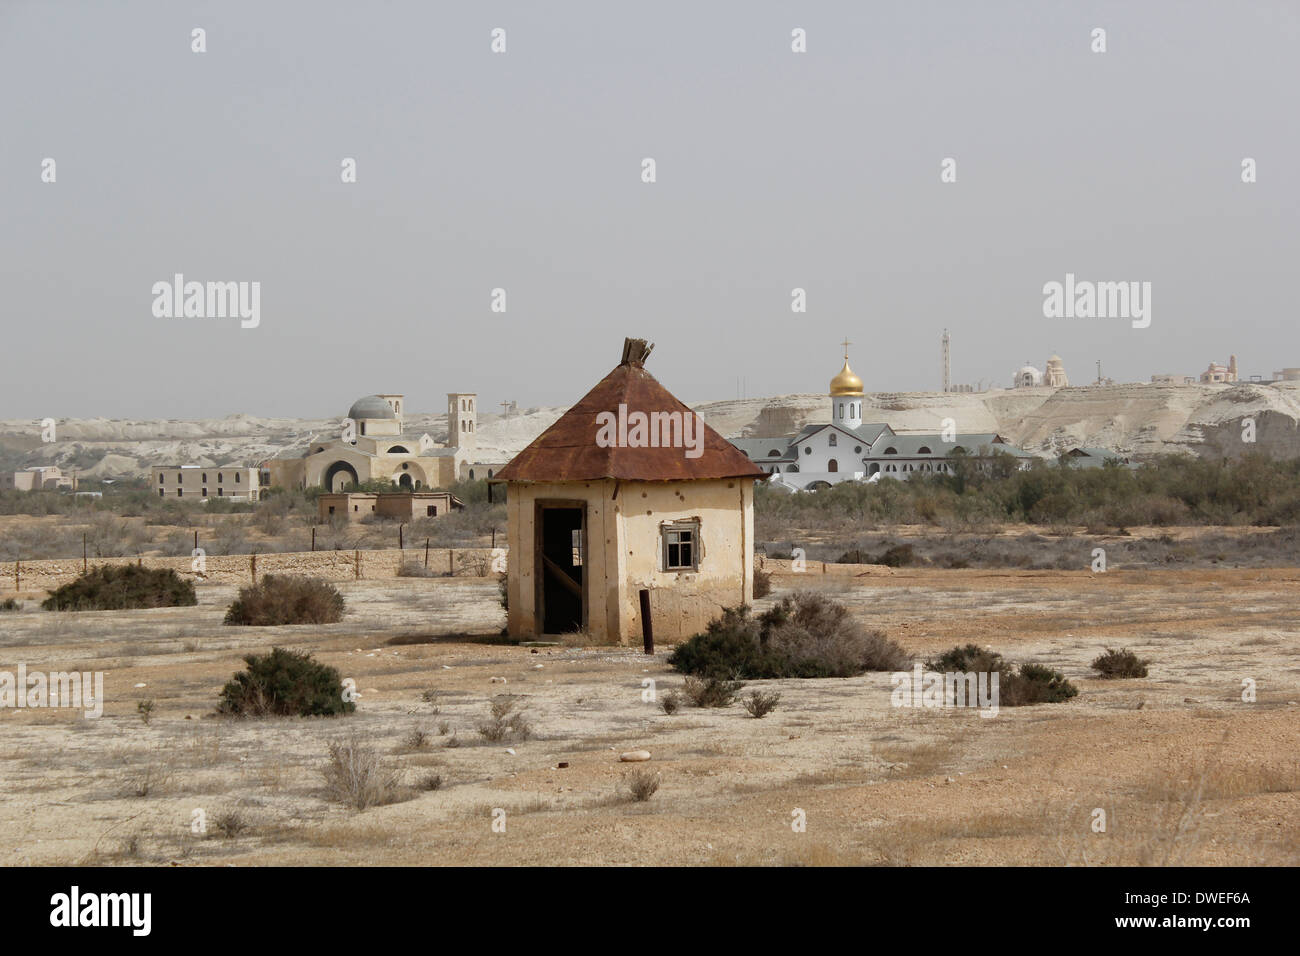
830;341;864;397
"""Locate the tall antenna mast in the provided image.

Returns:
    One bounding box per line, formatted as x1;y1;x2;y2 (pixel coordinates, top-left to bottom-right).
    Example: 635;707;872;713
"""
941;329;951;393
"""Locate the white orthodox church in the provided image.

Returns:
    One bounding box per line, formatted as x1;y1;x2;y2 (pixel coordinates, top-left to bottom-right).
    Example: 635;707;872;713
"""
730;349;1035;491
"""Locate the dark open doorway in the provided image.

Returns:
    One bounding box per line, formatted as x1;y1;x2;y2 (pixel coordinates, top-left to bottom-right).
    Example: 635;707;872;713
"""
536;502;585;635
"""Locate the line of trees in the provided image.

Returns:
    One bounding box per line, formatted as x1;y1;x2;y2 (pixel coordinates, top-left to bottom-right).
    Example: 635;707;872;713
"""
757;453;1300;528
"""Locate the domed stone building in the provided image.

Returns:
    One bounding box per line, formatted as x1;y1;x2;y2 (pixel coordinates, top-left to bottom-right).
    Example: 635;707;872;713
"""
1043;355;1069;387
1013;363;1043;388
266;392;477;491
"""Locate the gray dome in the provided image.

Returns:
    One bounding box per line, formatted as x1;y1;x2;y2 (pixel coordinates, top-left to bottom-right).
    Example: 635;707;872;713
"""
347;395;397;420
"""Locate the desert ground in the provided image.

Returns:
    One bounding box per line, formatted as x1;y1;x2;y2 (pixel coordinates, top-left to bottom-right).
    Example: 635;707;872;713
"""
0;564;1297;867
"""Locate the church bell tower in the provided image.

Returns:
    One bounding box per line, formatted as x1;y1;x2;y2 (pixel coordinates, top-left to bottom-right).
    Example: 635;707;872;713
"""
829;340;864;430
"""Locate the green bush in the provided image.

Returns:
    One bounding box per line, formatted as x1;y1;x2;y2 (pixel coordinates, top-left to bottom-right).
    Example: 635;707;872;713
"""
40;564;197;611
0;598;18;611
926;644;1079;706
669;591;910;679
754;453;1300;529
1091;647;1151;679
217;647;355;717
223;575;345;626
926;643;1009;675
1007;663;1079;705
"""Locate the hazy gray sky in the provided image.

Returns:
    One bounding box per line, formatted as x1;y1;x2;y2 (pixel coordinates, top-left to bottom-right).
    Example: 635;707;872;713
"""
3;0;1297;420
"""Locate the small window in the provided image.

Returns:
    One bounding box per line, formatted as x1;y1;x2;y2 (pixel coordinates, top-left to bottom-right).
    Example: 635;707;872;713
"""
177;474;182;483
177;489;183;497
804;447;812;455
218;488;223;495
662;521;699;571
328;506;335;515
202;488;208;496
159;474;164;484
235;473;241;483
217;473;223;483
854;446;863;454
571;529;583;567
427;506;437;516
158;489;164;497
884;447;897;455
917;446;932;455
828;434;837;447
202;473;207;483
354;505;359;512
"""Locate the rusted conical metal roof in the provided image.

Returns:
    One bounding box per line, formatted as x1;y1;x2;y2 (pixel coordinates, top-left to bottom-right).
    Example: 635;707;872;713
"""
494;339;767;483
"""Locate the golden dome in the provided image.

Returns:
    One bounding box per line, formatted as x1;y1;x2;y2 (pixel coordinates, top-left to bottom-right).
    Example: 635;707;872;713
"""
830;358;864;396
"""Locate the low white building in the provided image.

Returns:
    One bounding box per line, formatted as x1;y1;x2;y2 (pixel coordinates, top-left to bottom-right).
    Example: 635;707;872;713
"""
2;466;77;491
731;351;1036;490
151;465;264;500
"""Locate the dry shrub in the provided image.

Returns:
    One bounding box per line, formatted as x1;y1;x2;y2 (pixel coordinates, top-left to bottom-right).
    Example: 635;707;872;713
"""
626;769;660;802
397;561;435;578
926;644;1078;706
123;762;175;798
223;575;344;626
212;808;251;839
683;676;745;708
41;564;196;611
1091;647;1151;679
402;727;432;752
743;690;782;718
659;691;682;715
671;592;910;679
322;736;408;810
477;697;532;742
753;567;772;598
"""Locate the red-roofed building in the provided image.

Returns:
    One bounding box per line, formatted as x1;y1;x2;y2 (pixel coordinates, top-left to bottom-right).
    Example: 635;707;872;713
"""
495;338;766;643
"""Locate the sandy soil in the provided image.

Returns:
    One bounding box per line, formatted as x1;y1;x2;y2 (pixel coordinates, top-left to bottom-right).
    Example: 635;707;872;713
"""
0;567;1296;866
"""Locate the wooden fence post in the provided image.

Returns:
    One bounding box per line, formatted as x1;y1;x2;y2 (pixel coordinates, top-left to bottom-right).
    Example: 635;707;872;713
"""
355;550;361;580
311;526;316;552
424;538;430;568
250;552;257;584
399;524;404;551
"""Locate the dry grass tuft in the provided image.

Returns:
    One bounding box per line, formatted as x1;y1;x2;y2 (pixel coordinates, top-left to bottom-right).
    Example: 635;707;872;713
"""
322;736;409;810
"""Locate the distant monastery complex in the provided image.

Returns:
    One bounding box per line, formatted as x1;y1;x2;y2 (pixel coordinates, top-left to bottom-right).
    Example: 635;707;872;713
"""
730;349;1038;492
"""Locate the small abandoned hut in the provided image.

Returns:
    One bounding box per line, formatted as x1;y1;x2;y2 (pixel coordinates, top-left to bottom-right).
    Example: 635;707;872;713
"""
494;338;767;644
